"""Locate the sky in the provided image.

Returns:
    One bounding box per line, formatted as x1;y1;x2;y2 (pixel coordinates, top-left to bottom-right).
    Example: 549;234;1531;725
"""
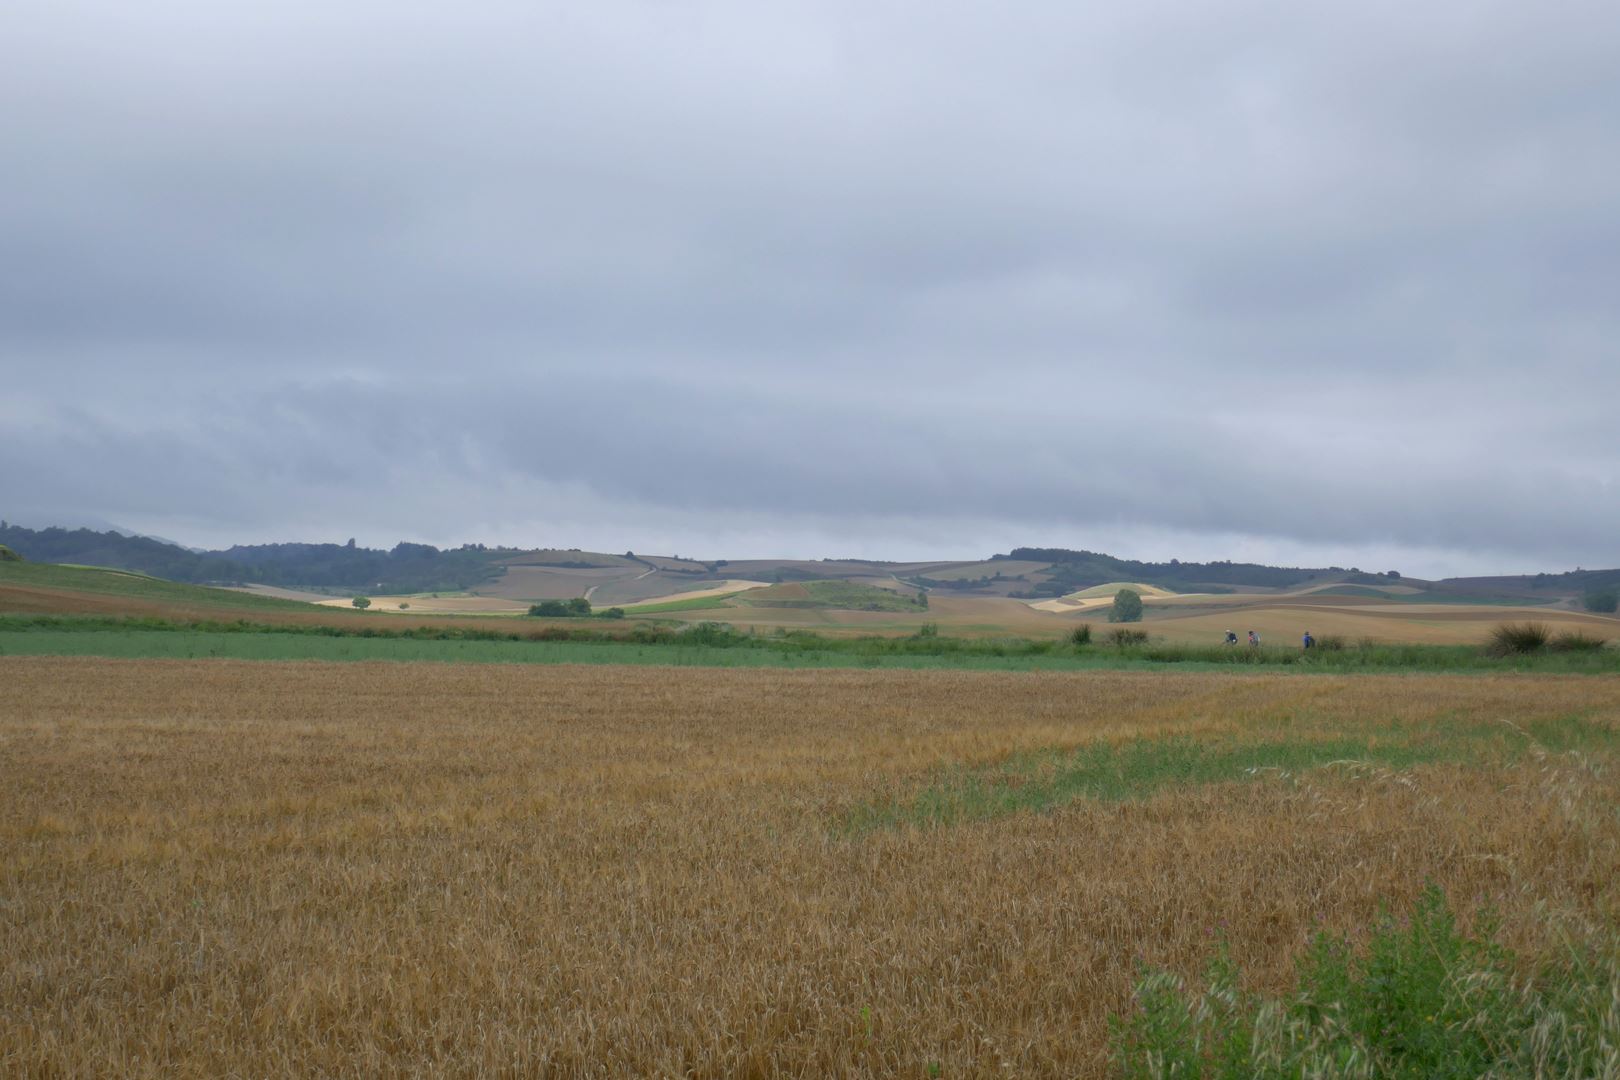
3;1;1617;577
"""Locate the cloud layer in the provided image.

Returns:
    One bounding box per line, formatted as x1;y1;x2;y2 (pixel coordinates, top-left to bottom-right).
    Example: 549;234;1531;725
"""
3;1;1617;574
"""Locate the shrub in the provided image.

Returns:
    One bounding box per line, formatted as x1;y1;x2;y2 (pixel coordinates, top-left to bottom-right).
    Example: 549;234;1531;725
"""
398;602;409;610
601;607;626;620
1109;588;1144;623
567;597;592;616
351;596;371;609
1489;621;1550;655
1316;634;1346;651
915;622;939;639
1551;631;1607;652
1069;623;1093;647
0;544;22;562
1584;587;1619;613
1107;627;1149;647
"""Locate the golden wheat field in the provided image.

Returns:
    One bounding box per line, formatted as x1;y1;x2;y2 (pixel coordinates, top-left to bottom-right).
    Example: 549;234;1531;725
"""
4;657;1620;1077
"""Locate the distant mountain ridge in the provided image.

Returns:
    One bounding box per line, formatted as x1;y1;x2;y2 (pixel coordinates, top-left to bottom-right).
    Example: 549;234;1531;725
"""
0;522;1612;598
0;524;512;595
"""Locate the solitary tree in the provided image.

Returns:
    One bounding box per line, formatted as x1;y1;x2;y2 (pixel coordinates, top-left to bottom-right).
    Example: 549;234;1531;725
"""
351;596;371;609
1109;588;1144;623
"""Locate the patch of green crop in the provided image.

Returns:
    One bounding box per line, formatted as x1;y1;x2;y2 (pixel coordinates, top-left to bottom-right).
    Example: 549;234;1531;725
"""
846;714;1620;831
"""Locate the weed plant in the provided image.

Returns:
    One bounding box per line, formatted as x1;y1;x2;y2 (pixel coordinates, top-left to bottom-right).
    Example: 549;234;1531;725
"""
1112;887;1620;1078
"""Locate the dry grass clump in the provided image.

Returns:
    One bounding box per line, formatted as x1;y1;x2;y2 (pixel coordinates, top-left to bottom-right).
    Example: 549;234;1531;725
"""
2;658;1619;1077
1490;620;1552;654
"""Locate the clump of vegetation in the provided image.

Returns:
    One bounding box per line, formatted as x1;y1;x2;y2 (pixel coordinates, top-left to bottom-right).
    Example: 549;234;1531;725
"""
1585;587;1619;613
0;544;23;562
1551;631;1607;652
1109;588;1144;624
1489;621;1550;655
1069;623;1093;647
1107;627;1149;647
397;602;409;610
528;598;592;617
1112;887;1620;1079
601;607;626;620
1316;633;1347;651
351;596;370;609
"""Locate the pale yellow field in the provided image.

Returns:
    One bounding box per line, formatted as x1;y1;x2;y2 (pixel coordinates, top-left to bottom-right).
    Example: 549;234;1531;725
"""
4;658;1618;1076
614;579;772;608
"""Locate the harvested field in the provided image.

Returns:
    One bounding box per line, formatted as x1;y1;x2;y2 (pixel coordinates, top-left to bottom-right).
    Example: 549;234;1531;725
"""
4;658;1619;1076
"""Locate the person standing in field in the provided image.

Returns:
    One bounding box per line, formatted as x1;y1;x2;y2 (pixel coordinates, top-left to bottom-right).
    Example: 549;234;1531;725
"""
1248;630;1260;647
1303;630;1315;650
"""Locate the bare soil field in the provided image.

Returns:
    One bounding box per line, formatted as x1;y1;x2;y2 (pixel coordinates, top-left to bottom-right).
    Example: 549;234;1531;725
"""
4;657;1618;1076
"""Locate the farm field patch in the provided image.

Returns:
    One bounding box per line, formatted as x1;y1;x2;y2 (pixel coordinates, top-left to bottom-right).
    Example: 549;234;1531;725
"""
4;658;1619;1076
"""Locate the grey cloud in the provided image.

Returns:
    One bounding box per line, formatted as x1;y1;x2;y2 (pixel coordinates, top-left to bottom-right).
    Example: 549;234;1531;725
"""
2;1;1618;572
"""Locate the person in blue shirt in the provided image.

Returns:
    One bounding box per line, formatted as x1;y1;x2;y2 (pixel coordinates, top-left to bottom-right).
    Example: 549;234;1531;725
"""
1303;630;1315;650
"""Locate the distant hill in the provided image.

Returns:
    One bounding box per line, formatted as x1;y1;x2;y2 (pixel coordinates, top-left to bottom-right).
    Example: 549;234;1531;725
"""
995;547;1383;596
2;522;1613;602
0;524;512;595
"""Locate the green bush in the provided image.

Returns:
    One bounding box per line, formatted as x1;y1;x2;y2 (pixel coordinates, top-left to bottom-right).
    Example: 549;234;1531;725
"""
1316;634;1346;651
351;596;370;609
0;544;23;562
1069;623;1093;647
1109;588;1144;623
1489;621;1550;655
601;607;626;619
1111;886;1620;1079
1584;587;1619;613
529;598;592;617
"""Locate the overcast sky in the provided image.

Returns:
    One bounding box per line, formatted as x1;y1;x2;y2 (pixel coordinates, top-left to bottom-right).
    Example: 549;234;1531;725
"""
3;2;1617;576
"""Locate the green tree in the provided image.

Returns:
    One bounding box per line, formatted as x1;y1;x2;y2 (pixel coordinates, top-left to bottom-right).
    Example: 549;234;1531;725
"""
916;590;929;609
1109;588;1144;623
351;596;371;609
602;607;626;619
1585;587;1619;613
0;544;23;562
567;597;592;616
